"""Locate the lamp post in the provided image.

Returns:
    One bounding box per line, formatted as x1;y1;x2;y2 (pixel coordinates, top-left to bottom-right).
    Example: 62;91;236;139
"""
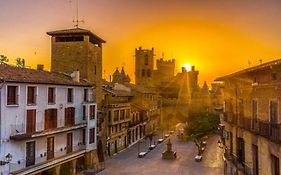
0;153;12;166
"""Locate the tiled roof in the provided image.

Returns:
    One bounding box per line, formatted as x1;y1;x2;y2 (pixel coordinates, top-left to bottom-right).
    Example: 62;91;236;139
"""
216;58;281;81
0;64;93;87
47;27;106;43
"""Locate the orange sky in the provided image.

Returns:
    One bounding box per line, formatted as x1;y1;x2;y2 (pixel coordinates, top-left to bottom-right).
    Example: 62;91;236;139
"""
1;0;281;86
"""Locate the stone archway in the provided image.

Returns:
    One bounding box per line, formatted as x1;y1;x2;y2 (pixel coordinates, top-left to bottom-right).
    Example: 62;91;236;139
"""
97;139;105;162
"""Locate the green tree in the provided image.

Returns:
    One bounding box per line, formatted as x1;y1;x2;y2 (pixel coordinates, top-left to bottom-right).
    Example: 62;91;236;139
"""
0;55;8;64
184;111;220;155
15;57;25;67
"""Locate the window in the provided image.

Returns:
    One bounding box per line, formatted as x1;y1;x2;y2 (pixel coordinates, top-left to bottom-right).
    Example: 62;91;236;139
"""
55;36;84;42
120;110;125;120
84;89;88;102
94;65;97;75
147;69;151;77
252;145;259;175
271;155;280;175
67;88;73;103
89;128;95;144
7;85;18;105
65;107;75;126
271;73;277;81
48;87;55;104
27;86;36;105
144;54;148;65
252;100;258;121
114;110;119;122
237;137;245;164
82;129;86;145
89;105;95;120
270;101;278;123
26;110;36;133
44;109;57;130
26;141;35;167
82;106;86;120
141;69;145;77
126;109;130;119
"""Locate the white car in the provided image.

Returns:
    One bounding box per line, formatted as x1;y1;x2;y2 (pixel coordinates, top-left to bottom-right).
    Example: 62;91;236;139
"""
138;152;147;158
158;138;164;143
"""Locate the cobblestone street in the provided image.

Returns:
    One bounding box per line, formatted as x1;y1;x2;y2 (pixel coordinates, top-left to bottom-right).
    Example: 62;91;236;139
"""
98;134;224;175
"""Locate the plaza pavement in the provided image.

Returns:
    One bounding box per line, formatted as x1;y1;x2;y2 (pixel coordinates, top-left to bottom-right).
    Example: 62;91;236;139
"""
96;134;224;175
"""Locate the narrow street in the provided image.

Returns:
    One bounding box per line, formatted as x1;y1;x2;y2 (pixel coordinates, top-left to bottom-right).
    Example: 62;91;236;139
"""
98;134;224;175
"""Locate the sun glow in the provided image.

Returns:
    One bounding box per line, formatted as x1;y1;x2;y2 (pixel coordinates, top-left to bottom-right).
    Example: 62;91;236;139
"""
183;64;192;71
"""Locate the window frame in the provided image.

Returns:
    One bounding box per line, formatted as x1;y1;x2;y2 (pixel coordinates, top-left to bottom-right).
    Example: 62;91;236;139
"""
7;85;19;106
27;86;37;105
67;88;74;103
47;87;56;104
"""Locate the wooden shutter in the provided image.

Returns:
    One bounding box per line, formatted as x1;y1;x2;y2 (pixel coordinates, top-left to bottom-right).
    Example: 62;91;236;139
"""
44;109;49;130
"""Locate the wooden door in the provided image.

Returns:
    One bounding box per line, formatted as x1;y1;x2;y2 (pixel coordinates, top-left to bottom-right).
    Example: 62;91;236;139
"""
47;137;54;160
26;141;35;167
26;110;36;133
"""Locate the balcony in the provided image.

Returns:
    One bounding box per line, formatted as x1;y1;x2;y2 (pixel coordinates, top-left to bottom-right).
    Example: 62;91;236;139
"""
226;115;281;143
10;144;86;174
10;119;86;141
223;112;237;125
129;120;141;128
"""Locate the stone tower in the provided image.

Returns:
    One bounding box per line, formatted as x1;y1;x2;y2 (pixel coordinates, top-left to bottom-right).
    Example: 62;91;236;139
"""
47;28;106;85
47;28;106;164
153;58;175;86
135;47;154;87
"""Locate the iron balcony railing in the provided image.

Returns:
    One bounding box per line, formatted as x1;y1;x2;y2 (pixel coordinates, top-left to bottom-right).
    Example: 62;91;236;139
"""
223;113;281;143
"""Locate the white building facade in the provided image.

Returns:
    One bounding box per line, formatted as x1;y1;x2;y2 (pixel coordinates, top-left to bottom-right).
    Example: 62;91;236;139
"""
0;64;97;175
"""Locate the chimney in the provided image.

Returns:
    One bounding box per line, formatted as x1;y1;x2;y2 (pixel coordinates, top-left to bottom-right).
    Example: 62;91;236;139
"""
71;69;80;83
37;64;44;71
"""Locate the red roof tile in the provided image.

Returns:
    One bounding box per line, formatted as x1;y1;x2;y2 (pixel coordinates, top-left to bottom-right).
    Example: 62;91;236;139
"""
0;64;93;87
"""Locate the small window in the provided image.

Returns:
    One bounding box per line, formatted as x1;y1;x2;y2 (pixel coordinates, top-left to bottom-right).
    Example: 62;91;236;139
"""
271;73;277;81
94;65;97;75
147;69;151;77
84;89;88;102
67;88;73;103
27;86;36;105
48;87;55;104
145;55;149;65
7;86;18;105
89;128;95;144
142;69;145;77
89;105;95;120
253;77;257;83
82;106;86;120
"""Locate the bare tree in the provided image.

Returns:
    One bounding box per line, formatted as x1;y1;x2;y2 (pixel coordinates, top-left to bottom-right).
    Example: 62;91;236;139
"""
0;55;9;64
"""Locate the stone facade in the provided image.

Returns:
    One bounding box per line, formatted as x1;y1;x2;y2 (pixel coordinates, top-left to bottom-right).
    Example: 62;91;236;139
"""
217;59;281;175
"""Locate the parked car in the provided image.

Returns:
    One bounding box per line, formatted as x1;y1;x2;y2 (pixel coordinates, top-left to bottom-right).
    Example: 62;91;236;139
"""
195;155;202;162
138;152;147;158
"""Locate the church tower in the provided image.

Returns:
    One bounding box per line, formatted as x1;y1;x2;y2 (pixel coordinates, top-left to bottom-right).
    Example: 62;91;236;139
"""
135;47;154;87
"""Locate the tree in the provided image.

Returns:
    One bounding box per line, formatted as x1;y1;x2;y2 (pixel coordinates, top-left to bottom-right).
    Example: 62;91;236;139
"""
184;111;220;155
0;55;8;64
15;57;25;67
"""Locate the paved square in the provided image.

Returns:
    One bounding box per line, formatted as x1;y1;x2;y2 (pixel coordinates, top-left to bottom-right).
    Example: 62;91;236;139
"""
98;134;224;175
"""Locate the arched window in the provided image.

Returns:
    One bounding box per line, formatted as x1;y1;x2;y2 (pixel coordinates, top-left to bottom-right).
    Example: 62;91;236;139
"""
147;69;151;77
142;69;145;77
145;55;149;65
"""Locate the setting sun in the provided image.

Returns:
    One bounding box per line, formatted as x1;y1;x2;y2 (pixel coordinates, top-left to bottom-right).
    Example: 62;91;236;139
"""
183;63;192;71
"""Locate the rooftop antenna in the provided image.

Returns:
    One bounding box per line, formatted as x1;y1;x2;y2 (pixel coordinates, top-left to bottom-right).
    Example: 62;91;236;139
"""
71;0;84;28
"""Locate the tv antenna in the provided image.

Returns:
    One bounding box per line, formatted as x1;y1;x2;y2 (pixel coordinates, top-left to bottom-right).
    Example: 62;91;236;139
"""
70;0;84;28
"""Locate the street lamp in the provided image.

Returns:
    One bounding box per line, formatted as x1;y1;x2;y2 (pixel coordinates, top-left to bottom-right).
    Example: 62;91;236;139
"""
0;153;12;166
